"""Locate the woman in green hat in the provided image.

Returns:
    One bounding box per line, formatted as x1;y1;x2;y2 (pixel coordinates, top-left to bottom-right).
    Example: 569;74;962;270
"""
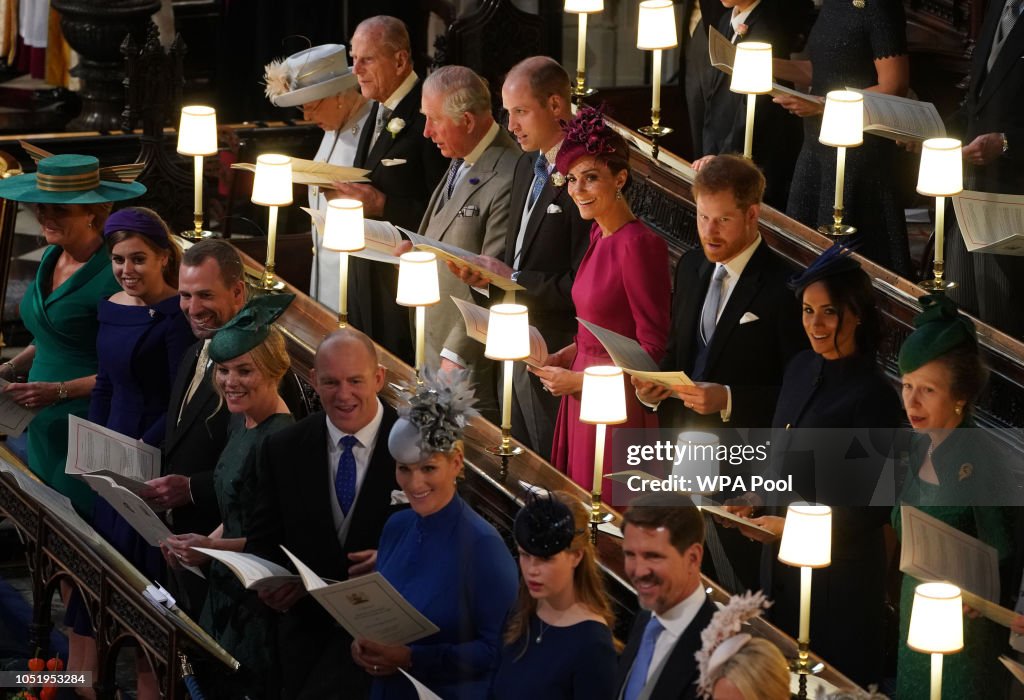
0;152;145;517
163;293;295;699
892;294;1015;699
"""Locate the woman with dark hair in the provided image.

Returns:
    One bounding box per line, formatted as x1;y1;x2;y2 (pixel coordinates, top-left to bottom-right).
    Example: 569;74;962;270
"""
736;244;903;687
533;107;670;494
493;491;617;700
892;294;1014;699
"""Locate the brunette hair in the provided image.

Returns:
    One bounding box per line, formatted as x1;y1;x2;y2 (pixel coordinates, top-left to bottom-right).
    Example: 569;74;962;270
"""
181;238;245;289
506;56;571;105
803;267;881;357
104;207;181;288
934;344;989;408
621;492;705;554
692;154;765;211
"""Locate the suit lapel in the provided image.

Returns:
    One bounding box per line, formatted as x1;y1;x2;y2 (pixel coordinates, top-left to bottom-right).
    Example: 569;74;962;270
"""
164;343;203;456
364;82;422;171
170;369;217;447
651;599;715;700
505;155;535;266
703;246;765;374
430;153;500;242
978;19;1024;108
304;416;342;556
516;180;560;265
679;259;714;372
344;406;398;544
354;102;378;168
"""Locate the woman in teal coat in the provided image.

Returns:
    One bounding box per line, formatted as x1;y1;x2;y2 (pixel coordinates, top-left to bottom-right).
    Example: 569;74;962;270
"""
0;153;145;516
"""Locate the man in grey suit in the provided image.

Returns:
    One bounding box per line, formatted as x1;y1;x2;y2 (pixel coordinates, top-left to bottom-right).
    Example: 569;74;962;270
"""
416;65;520;419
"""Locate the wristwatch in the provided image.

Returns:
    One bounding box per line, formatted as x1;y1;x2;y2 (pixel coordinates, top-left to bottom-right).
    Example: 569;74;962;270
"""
1001;133;1009;155
57;382;68;401
510;270;521;283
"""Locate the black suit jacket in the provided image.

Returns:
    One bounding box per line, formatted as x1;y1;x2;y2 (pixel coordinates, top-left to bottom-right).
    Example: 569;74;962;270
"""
245;404;402;699
659;242;807;432
614;597;717;700
162;340;228;536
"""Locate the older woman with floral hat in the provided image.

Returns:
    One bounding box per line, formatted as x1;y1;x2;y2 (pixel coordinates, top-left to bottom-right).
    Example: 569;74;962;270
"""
351;370;518;700
0;151;144;516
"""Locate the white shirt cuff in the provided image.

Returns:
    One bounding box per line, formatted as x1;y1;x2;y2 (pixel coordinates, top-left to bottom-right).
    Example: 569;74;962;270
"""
636;388;660;412
440;348;467;368
720;385;732;423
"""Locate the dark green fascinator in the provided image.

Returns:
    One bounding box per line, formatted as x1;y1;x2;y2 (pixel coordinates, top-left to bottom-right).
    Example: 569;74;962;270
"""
898;294;976;375
388;368;479;464
209;293;295;363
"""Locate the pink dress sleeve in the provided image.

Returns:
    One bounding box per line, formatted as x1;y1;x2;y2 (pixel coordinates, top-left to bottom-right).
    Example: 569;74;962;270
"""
621;224;671;363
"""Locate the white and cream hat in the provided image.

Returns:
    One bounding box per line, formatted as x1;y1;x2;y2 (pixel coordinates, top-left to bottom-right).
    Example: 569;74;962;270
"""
263;44;358;108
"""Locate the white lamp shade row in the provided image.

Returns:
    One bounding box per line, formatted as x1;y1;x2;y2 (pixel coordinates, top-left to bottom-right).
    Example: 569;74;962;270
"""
396;251;441;306
564;0;603;13
579;366;628;424
730;42;774;95
818;91;864;148
323;199;365;252
251;154;294;206
917;138;964;197
778;503;832;568
637;0;678;50
484;304;531;361
907;582;964;654
177;106;218;156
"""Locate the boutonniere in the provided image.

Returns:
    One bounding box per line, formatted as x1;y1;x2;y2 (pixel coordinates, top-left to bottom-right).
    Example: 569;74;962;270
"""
735;23;749;38
386;117;406;139
468;177;480;185
551;172;566;187
852;0;864;7
958;463;974;481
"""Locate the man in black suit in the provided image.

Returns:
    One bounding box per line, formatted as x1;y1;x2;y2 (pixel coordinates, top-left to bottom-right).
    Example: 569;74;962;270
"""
143;239;246;616
948;0;1024;337
680;0;728;158
247;327;401;699
617;492;715;700
449;56;589;459
634;155;805;590
331;15;449;364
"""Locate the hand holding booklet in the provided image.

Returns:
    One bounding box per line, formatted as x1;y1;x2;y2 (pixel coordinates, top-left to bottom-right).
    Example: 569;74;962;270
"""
400;227;525;292
232;157;370;186
65;415;161;488
191;548;299;591
707;28;824;109
0;378;37;437
301;208;404;265
451;297;548;367
577;318;694;389
952;190;1024;256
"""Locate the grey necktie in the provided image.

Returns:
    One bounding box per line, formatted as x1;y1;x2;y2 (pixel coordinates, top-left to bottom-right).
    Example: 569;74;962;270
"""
370;105;393;149
988;0;1023;72
700;265;728;345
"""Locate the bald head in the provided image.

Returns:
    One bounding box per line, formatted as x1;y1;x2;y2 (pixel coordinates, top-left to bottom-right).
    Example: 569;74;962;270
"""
313;328;387;434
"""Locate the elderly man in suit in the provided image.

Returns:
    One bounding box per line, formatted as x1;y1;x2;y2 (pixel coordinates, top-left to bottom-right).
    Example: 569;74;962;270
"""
617;493;715;700
634;155;805;591
141;239;246;616
330;15;448;364
448;56;589;459
415;65;520;419
246;327;401;700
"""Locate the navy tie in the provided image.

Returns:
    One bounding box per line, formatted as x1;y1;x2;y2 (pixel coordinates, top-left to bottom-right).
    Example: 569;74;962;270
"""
335;435;359;516
622;615;664;700
527;153;548;209
438;158;465;209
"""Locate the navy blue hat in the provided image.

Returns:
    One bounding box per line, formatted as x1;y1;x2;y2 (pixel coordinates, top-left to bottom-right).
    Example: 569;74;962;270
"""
788;243;862;296
513;493;579;557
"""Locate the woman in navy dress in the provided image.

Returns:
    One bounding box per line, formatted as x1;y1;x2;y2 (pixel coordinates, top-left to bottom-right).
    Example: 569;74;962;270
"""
493;491;617;700
351;371;519;700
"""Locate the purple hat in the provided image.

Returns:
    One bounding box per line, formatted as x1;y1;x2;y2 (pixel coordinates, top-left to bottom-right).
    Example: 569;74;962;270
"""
103;207;172;249
554;106;628;178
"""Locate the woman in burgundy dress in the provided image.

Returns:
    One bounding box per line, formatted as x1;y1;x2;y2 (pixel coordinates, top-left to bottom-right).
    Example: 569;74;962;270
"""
534;107;670;495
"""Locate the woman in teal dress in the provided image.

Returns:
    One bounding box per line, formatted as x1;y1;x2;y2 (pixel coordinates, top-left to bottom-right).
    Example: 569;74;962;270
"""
0;153;145;517
892;294;1015;699
164;294;295;699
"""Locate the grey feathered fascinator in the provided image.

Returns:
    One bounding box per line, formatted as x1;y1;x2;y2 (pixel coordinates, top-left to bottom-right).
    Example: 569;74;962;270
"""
388;368;479;464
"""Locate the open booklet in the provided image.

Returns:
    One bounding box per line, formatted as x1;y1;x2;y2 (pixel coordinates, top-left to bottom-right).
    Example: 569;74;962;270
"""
281;546;439;645
450;297;548;368
65;415;161;494
952;190;1024;256
399;226;525;293
848;88;946;143
1001;656;1024;687
577;318;694;389
191;548;300;591
899;505;1013;626
707;27;824;109
231;157;370;186
301;207;404;265
0;378;37;437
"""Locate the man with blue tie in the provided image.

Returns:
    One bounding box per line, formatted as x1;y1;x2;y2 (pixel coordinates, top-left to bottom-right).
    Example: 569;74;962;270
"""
617;493;715;700
246;327;402;699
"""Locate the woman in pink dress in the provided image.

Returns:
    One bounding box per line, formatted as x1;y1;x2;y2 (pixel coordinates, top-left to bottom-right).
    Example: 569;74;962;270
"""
534;107;670;496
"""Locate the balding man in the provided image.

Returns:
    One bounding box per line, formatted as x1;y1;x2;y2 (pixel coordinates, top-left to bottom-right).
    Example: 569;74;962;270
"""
332;16;448;365
418;65;520;420
247;328;401;699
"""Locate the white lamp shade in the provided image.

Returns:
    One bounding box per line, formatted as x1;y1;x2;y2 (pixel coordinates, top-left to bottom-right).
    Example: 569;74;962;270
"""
396;251;440;306
565;0;603;13
251;154;294;206
580;366;628;425
637;0;678;50
778;503;832;568
322;199;365;252
917;138;963;197
818;91;863;148
484;304;530;361
730;42;773;95
907;582;964;654
177;106;218;156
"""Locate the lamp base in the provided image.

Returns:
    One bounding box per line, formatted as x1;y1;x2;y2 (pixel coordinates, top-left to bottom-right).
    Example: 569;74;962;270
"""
788;641;825;700
918;277;957;293
179;228;218;241
817;221;857;238
571;85;597;99
486;441;524;482
245;269;286;293
588;492;614;544
638;124;673;138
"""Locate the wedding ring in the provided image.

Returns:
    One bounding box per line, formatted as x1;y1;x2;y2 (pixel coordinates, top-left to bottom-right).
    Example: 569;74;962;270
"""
373;665;379;673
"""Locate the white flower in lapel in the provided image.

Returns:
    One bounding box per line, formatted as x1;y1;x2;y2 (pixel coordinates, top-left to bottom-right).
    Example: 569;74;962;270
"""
551;172;566;187
387;117;406;138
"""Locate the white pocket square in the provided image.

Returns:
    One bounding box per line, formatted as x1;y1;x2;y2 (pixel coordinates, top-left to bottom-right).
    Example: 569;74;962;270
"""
739;312;760;324
546;203;563;214
381;158;407;167
390;489;409;505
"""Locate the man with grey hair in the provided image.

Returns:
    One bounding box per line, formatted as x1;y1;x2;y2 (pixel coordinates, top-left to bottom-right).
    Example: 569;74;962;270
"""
416;65;519;419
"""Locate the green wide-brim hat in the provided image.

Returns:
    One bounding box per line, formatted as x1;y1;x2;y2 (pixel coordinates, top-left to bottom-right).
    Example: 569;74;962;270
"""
209;293;295;363
0;153;146;204
897;294;976;375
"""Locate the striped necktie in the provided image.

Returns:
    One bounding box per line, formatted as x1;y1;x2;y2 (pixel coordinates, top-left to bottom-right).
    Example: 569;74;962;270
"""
988;0;1023;72
437;158;464;209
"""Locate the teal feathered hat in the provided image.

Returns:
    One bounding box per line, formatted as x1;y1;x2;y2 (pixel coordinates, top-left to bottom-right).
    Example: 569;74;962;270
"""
209;293;295;363
0;145;145;204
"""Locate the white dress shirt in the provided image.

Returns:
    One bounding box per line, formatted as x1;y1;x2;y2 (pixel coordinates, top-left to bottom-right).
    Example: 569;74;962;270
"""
325;398;384;547
729;0;763;42
642;584;708;687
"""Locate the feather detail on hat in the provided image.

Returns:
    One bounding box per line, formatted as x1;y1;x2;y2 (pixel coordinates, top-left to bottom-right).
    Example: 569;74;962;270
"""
263;59;293;100
814;686;890;700
695;590;772;699
393;368;479;458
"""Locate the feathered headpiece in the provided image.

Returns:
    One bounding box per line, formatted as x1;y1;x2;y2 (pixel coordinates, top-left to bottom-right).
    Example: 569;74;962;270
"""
388;368;479;463
695;590;772;699
513;492;581;557
814;687;889;700
787;242;862;295
262;44;358;108
554;106;627;179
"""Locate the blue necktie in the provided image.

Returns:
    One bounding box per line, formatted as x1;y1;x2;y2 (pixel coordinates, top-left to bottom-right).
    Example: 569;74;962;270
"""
527;153;548;209
438;158;465;209
622;615;663;700
335;435;359;516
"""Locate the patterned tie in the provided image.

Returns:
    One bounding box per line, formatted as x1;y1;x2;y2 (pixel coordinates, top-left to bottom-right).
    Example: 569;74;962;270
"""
438;158;465;209
700;265;729;345
527;153;549;209
622;615;664;700
178;341;210;424
370;105;393;149
988;0;1023;72
334;435;359;516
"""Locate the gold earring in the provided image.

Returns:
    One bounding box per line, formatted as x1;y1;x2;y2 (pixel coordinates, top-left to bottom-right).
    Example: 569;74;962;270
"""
955;404;963;415
615;189;623;200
